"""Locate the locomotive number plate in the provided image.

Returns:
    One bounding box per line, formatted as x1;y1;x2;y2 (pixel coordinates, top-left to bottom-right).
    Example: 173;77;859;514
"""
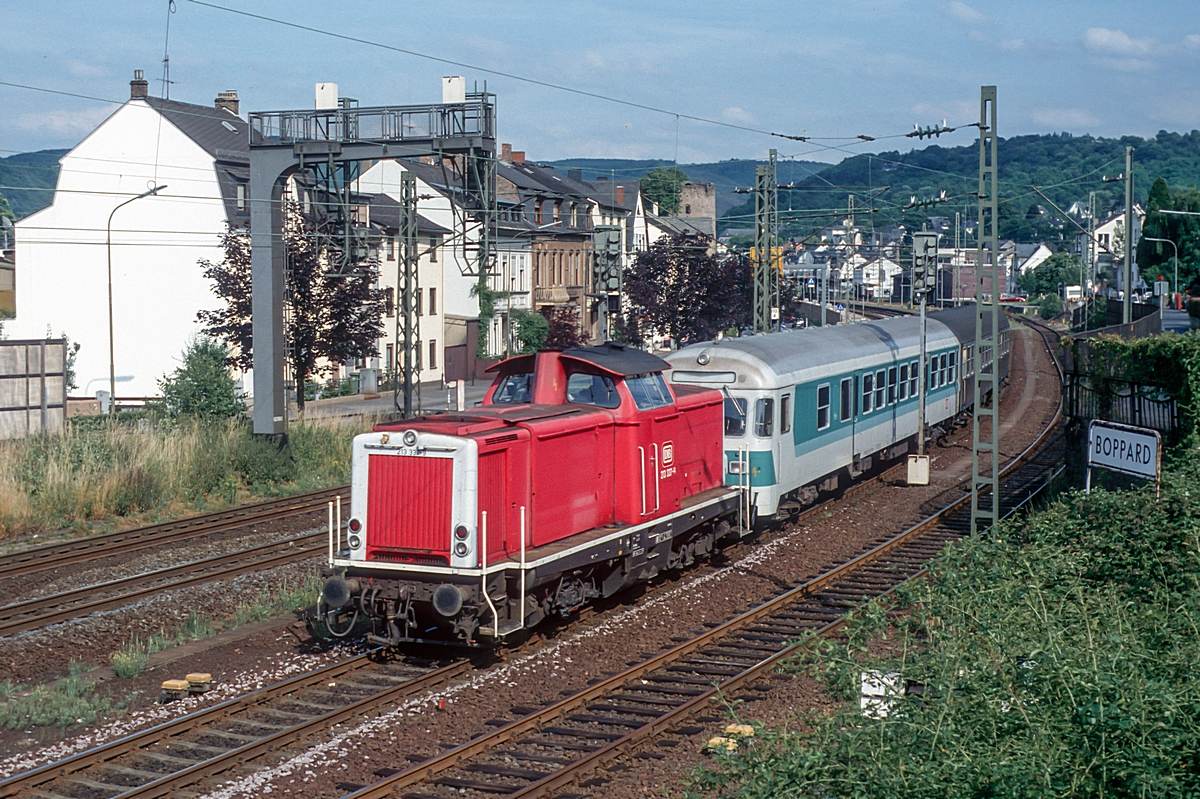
395;447;423;456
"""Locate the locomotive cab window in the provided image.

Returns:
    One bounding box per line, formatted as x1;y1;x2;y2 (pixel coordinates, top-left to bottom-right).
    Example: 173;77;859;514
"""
566;372;621;409
840;377;853;423
627;373;673;410
816;385;830;431
493;372;532;404
781;393;792;434
725;397;748;437
754;398;774;438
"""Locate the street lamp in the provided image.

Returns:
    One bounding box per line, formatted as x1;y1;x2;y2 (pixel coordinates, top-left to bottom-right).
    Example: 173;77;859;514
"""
1143;236;1178;306
107;184;166;403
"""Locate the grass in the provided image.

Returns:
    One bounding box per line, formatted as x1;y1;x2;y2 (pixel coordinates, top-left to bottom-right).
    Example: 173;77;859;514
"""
0;415;373;539
0;662;133;730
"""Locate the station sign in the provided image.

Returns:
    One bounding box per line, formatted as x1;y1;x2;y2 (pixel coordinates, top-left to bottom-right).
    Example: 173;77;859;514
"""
1086;420;1161;495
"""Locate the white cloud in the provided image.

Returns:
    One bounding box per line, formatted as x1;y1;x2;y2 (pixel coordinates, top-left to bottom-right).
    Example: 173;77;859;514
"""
999;38;1026;53
65;60;108;79
1084;27;1152;57
14;106;115;137
1033;108;1099;129
1099;57;1155;72
1185;33;1200;50
721;106;755;125
947;1;986;25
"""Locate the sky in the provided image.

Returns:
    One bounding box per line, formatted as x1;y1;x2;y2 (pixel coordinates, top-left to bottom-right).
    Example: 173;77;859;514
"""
3;0;1200;166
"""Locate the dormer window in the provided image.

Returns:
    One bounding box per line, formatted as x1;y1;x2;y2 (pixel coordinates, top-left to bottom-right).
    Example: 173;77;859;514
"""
235;184;246;212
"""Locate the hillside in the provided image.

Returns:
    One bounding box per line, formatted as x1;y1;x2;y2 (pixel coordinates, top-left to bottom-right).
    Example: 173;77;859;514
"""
542;158;826;215
721;130;1200;243
0;149;66;219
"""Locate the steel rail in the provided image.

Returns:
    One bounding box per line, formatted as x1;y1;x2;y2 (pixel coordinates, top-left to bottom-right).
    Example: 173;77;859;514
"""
343;318;1065;799
0;486;349;581
0;652;469;798
0;531;326;636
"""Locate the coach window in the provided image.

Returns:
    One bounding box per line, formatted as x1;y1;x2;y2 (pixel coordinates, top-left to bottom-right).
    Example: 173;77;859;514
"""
887;366;897;405
948;351;957;383
929;357;938;390
840;377;853;422
493;372;532;403
781;393;792;434
754;398;774;438
725;397;747;436
816;385;830;431
566;372;621;409
909;360;919;396
861;373;874;414
899;364;909;401
874;369;886;409
940;353;949;386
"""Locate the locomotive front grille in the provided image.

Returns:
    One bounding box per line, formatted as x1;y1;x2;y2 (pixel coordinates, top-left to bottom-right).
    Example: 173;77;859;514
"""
366;453;454;560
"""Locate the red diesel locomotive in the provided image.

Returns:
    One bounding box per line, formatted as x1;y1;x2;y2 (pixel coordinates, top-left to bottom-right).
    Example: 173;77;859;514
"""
320;343;744;644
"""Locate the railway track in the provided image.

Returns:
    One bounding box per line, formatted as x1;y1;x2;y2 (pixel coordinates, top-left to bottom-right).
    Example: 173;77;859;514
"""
0;531;328;637
0;651;469;799
337;323;1065;799
0;486;348;582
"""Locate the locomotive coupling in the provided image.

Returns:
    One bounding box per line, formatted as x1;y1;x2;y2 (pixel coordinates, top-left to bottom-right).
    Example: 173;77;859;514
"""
322;575;360;609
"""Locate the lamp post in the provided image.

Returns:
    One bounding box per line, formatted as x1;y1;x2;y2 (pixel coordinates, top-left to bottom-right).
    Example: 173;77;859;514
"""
106;185;166;405
1143;236;1178;305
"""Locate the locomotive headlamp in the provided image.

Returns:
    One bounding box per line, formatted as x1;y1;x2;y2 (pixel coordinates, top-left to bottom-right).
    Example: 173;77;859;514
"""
348;534;362;550
697;351;711;365
454;542;469;557
454;524;470;540
348;518;362;533
402;430;419;447
728;461;747;474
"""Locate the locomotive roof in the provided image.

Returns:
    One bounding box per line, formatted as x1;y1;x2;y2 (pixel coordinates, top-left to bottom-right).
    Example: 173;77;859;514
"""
487;342;671;377
667;315;960;390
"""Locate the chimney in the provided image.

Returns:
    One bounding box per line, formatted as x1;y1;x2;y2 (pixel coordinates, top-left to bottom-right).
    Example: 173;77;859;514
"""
130;69;148;99
501;143;512;165
567;169;582;182
616;185;625;206
511;151;525;164
214;90;239;116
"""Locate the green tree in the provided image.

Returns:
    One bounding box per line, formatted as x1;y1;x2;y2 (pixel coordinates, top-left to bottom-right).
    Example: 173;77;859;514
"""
509;308;548;353
158;338;245;420
1018;251;1080;296
1138;176;1182;286
0;191;13;224
641;167;688;215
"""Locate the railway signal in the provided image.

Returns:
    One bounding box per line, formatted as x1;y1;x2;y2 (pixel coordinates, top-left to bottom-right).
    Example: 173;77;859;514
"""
909;231;938;486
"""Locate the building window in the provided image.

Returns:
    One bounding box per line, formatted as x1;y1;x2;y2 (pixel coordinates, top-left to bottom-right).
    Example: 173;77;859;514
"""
417;288;423;316
816;385;829;431
386;344;393;371
840;377;853;422
685;203;691;214
386;236;395;261
429;340;437;370
236;183;246;212
429;237;438;262
429;287;437;316
781;393;792;434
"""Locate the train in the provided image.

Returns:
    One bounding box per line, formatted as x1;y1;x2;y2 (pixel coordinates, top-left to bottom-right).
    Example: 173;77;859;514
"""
319;304;1009;646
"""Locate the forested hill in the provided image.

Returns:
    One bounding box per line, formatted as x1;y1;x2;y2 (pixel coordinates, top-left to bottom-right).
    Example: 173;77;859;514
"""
721;130;1200;242
542;158;826;216
0;149;66;219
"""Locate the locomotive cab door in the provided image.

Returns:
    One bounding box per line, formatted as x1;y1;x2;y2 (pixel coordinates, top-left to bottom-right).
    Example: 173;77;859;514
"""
628;373;682;517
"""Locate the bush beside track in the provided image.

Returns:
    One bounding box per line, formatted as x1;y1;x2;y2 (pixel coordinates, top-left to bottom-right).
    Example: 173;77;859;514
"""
693;452;1200;798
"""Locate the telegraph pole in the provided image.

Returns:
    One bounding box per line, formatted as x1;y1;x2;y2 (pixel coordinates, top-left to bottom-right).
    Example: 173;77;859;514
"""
1123;145;1134;324
752;149;780;333
970;86;1001;534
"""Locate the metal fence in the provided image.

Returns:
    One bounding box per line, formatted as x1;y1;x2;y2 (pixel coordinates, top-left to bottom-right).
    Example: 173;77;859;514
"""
0;339;67;440
1064;372;1179;442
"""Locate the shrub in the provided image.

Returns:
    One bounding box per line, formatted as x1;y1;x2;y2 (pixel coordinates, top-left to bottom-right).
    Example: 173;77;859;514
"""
158;338;245;421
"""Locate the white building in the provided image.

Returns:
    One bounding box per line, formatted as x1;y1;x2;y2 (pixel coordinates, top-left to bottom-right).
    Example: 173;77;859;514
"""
11;71;246;398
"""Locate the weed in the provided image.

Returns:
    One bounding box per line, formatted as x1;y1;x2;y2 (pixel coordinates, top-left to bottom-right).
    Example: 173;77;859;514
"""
110;641;149;679
0;662;130;729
